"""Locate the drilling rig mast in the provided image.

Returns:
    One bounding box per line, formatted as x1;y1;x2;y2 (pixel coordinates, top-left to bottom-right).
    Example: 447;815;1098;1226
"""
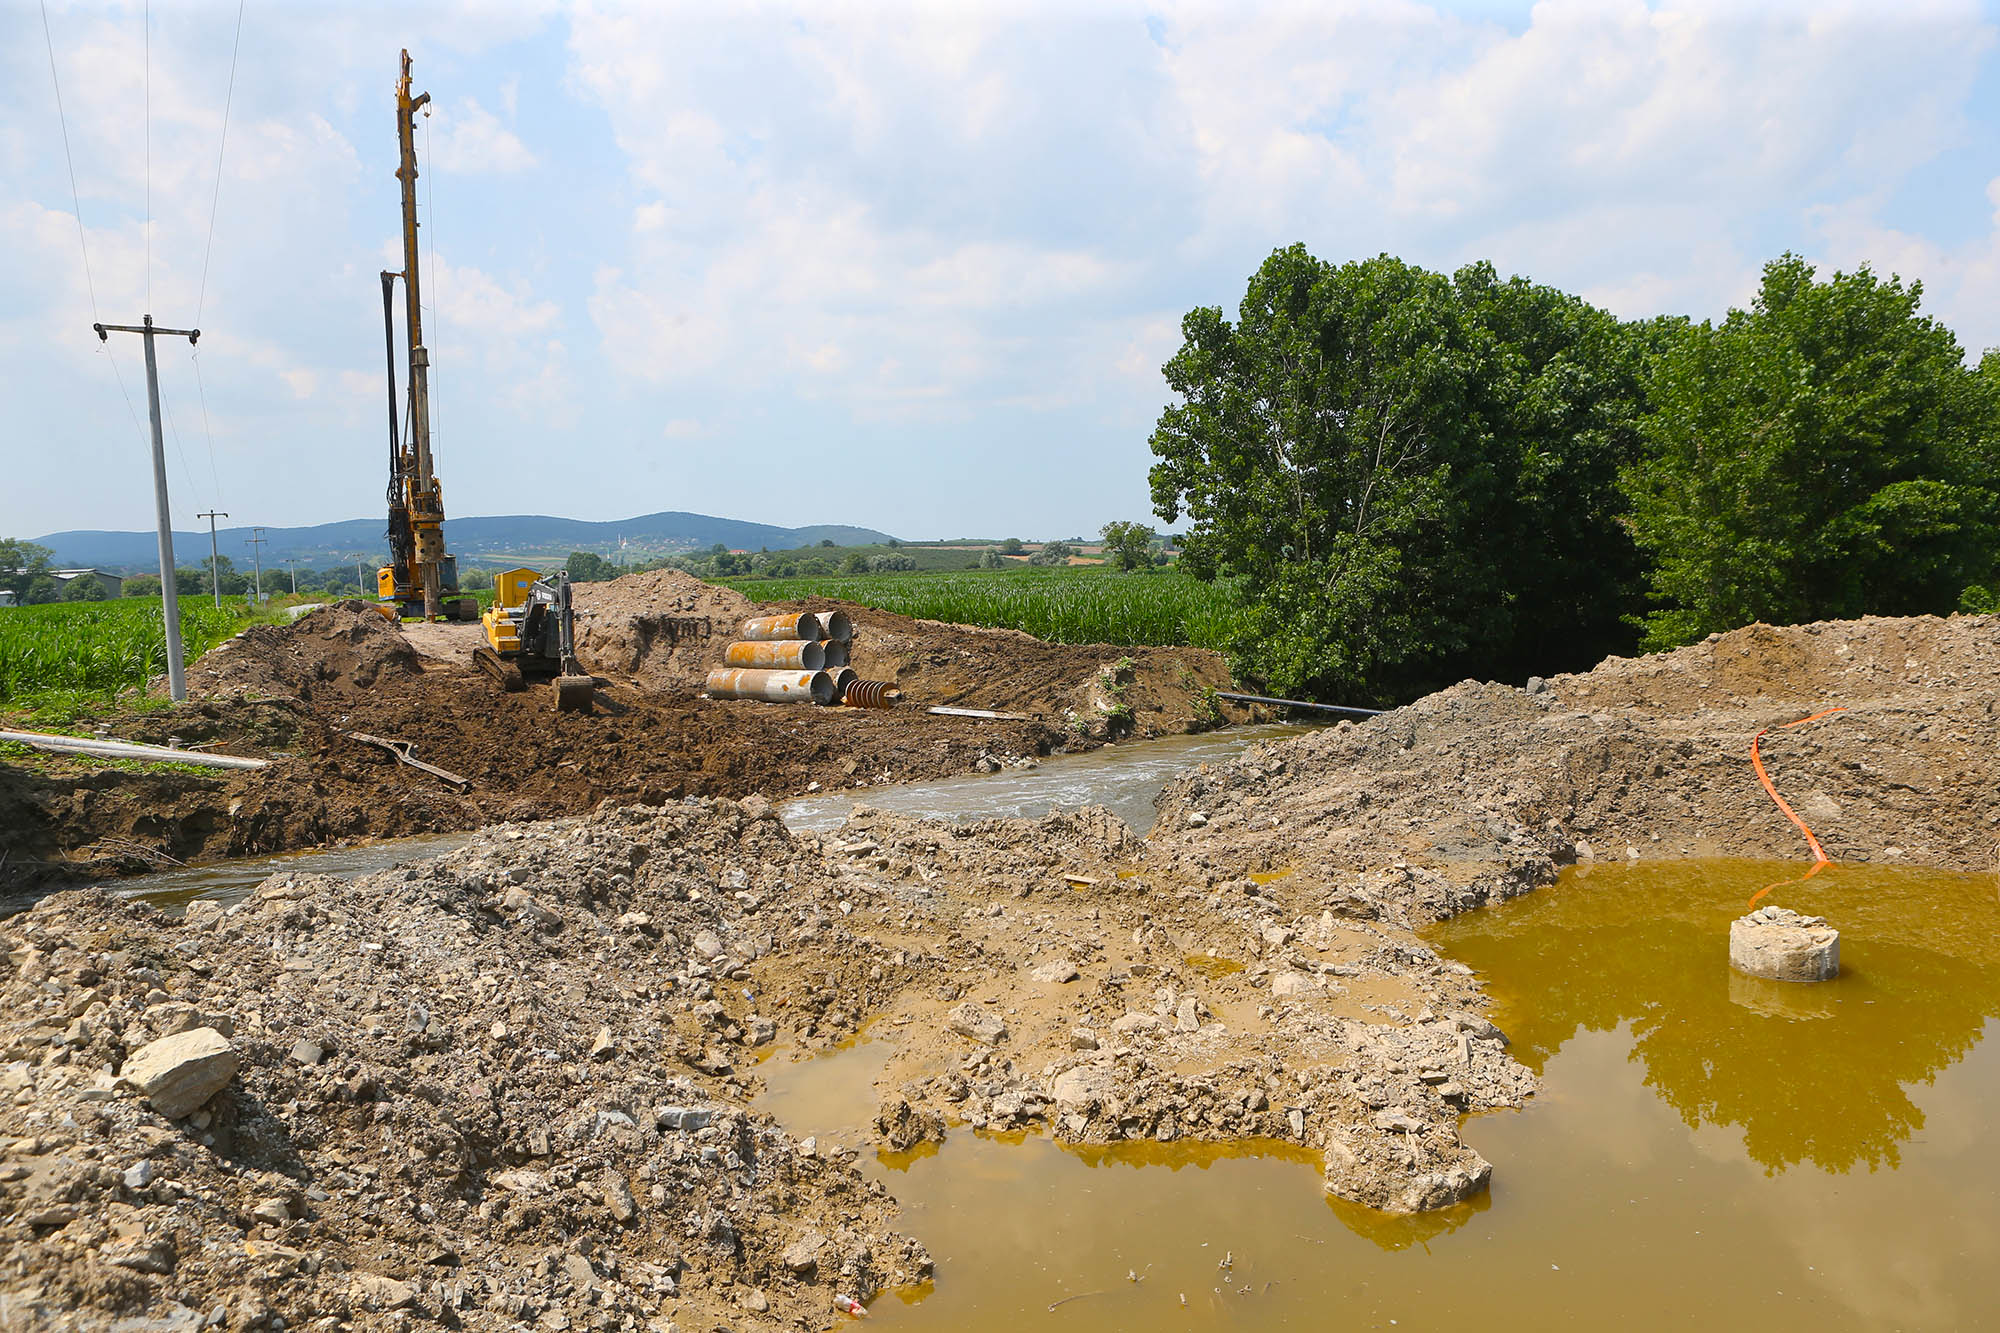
378;49;471;621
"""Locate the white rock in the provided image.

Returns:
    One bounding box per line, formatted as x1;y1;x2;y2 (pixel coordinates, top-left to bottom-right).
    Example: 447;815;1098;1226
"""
947;1002;1007;1045
117;1028;238;1120
1729;907;1839;982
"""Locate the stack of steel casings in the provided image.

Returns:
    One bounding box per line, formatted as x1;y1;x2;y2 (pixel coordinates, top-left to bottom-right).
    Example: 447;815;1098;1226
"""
707;610;872;706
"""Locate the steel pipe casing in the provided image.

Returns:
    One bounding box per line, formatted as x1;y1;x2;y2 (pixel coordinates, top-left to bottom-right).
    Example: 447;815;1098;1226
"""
704;668;836;705
724;639;826;670
830;666;858;696
842;679;898;708
819;610;853;642
821;640;850;668
739;612;822;642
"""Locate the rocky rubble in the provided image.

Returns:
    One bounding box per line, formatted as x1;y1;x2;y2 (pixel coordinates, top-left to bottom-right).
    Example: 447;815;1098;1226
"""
0;801;931;1333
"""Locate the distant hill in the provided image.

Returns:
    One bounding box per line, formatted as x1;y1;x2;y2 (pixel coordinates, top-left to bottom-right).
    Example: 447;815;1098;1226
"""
33;512;898;573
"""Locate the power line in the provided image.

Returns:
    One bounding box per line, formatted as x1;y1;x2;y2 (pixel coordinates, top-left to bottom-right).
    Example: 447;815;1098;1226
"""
39;0;99;319
144;0;151;313
161;386;202;506
193;352;224;507
194;0;245;328
41;0;150;446
193;0;247;513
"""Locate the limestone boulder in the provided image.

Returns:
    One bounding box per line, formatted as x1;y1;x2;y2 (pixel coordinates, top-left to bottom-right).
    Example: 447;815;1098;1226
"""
1729;906;1839;982
118;1027;238;1120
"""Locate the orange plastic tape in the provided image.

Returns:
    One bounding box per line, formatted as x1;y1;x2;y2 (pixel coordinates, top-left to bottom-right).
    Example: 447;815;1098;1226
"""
1746;707;1846;908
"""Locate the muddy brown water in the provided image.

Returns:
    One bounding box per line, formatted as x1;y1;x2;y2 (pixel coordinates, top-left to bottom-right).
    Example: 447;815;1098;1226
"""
761;858;2000;1329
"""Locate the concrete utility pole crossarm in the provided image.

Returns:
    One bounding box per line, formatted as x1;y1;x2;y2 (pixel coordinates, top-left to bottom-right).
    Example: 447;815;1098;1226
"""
198;510;228;608
95;316;199;703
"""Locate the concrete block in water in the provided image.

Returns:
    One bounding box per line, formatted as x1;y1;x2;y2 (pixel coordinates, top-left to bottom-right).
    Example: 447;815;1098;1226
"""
1729;906;1839;982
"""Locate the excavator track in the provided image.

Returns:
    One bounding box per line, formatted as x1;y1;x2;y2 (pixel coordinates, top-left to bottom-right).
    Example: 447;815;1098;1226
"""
472;644;526;692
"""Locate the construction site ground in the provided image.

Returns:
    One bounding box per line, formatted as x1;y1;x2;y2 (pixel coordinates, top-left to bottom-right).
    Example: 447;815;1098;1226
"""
4;610;1999;1331
0;570;1240;891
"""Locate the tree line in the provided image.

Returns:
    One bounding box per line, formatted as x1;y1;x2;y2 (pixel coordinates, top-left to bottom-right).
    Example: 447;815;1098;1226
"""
1150;247;2000;704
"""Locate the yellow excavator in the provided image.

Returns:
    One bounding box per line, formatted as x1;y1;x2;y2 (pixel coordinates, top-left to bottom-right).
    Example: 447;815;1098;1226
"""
474;568;595;712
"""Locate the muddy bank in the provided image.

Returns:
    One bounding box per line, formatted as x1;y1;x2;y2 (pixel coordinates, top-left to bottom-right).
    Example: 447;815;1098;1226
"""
1;572;1236;890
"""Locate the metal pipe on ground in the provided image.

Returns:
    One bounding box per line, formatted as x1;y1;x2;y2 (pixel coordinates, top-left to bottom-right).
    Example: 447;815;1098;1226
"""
739;612;823;642
704;668;836;705
724;640;827;670
822;640;850;669
829;666;858;697
1213;690;1385;717
842;679;900;708
819;610;853;642
0;730;270;770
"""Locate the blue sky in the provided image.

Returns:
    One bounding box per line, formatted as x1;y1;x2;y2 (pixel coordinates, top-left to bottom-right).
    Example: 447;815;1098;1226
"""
5;0;2000;544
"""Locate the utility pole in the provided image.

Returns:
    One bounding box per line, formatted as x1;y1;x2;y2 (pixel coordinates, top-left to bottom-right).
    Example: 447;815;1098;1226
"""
354;554;367;595
283;558;299;596
245;527;267;605
197;510;229;608
94;315;199;703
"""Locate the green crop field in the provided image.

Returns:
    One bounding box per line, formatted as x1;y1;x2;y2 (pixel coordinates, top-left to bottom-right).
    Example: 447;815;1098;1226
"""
721;567;1246;649
0;599;252;710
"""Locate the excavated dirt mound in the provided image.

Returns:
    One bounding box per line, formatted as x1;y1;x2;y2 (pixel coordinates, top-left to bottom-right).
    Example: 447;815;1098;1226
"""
1148;613;2000;928
572;570;756;690
1;578;1237;889
184;603;421;703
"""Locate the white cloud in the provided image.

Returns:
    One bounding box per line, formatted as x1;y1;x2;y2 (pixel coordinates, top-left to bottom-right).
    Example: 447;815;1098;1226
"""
429;97;538;175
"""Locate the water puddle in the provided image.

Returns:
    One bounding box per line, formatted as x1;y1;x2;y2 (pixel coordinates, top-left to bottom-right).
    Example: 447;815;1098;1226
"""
98;831;477;916
763;857;2000;1330
780;724;1312;834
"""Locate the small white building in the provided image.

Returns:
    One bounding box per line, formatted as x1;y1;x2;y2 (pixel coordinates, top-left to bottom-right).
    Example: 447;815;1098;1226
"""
0;590;17;608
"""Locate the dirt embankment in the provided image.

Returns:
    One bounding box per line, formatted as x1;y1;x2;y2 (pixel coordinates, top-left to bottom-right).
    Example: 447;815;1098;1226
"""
1147;613;2000;927
1;572;1236;889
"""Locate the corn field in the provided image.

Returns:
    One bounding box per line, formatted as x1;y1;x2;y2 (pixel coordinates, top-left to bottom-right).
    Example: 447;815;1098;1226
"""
0;599;249;704
724;567;1247;649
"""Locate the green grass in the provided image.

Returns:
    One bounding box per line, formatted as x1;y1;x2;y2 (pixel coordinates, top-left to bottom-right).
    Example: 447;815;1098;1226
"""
719;566;1246;650
0;598;257;710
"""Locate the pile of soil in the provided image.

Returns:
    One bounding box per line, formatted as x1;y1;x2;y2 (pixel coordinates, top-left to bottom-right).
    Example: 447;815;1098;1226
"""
572;570;756;689
184;604;421;703
0;573;1238;889
1148;612;2000;927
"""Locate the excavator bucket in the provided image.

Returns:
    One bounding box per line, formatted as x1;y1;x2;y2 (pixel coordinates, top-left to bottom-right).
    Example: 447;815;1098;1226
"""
555;673;595;713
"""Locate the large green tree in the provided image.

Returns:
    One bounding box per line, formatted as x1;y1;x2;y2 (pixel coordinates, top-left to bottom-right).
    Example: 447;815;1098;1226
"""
0;539;53;600
1149;246;1649;702
1624;254;2000;649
